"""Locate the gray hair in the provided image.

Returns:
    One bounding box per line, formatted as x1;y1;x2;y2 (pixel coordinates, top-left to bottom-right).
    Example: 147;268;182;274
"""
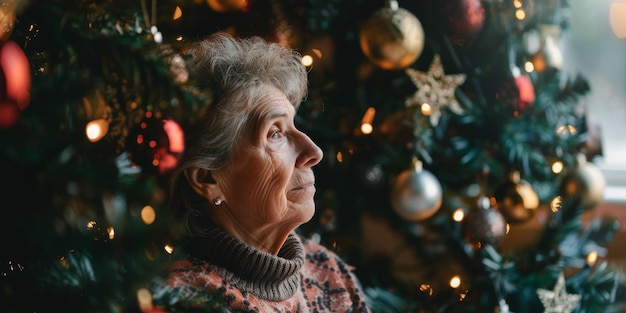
169;32;308;238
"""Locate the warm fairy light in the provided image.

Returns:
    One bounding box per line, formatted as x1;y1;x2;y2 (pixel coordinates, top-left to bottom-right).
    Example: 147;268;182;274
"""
173;6;182;20
449;275;461;288
506;223;510;234
610;2;626;38
459;290;468;301
312;48;323;58
176;35;183;41
419;284;433;296
152;154;160;167
58;256;68;268
550;196;562;212
164;244;174;254
524;61;534;72
420;103;433;116
361;107;376;135
361;123;373;134
136;288;153;312
141;205;156;225
586;251;598;265
86;119;109;142
557;124;577;136
336;151;343;163
301;55;313;67
513;0;522;8
149;140;157;148
515;9;526;20
107;226;115;240
87;221;96;229
452;209;465;222
552;160;564;174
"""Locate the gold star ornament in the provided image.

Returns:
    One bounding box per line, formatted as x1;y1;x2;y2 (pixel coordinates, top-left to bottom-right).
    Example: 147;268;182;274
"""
536;272;581;313
405;54;466;126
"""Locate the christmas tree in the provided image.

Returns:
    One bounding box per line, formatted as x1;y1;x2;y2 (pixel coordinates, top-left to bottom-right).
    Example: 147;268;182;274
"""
1;0;625;312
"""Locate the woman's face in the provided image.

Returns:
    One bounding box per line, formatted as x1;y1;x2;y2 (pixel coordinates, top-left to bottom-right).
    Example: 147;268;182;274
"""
210;87;323;234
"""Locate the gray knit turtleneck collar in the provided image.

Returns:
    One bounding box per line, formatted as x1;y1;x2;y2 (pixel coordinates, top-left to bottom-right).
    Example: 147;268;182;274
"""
197;227;305;301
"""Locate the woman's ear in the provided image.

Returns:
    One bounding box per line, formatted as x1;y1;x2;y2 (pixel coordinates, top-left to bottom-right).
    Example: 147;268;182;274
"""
185;168;219;200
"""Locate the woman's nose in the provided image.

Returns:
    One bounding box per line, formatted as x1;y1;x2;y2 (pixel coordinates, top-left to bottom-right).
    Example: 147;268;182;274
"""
296;131;323;168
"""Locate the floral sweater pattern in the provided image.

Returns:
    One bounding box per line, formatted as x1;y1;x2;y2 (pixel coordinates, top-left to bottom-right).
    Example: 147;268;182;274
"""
155;228;370;313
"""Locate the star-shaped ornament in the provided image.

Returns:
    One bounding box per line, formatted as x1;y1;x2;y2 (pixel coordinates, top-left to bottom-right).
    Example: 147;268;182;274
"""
536;272;581;313
405;54;466;126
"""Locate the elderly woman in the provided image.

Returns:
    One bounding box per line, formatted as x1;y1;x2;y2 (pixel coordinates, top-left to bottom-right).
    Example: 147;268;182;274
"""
156;33;370;312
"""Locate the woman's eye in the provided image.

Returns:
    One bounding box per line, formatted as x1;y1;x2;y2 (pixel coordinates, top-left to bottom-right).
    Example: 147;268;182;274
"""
270;129;282;140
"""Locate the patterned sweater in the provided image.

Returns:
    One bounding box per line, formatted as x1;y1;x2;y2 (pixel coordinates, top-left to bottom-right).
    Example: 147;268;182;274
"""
155;227;370;313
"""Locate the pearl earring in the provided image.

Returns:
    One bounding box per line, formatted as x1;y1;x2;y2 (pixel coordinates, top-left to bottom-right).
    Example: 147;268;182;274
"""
213;198;222;206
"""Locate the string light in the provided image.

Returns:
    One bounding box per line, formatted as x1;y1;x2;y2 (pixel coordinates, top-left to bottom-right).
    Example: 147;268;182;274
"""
107;226;115;240
164;244;174;254
586;251;598;265
552;160;564;174
550;196;562;212
173;6;182;20
301;55;313;67
85;119;109;142
136;288;153;312
515;9;526;20
450;275;461;288
452;208;465;222
524;61;534;72
360;107;376;134
420;103;432;116
141;205;156;224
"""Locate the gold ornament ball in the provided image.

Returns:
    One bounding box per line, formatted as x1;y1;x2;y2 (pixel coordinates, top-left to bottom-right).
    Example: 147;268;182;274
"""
0;1;17;42
560;159;606;210
390;161;442;221
359;5;424;70
494;173;539;224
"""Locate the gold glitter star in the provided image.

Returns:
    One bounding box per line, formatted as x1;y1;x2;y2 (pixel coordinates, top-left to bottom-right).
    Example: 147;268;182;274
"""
405;54;466;126
536;272;581;313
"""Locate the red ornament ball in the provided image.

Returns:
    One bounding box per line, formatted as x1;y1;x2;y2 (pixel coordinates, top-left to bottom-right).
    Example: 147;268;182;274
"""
445;0;485;43
512;67;535;111
126;113;185;175
0;100;20;129
0;40;31;110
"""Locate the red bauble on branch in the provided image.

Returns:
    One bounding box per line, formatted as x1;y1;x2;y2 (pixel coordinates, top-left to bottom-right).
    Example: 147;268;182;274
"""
444;0;485;44
512;66;535;111
126;113;185;175
0;40;31;109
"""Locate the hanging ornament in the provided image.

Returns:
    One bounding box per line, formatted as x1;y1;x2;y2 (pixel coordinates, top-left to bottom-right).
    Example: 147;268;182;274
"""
536;272;581;313
405;54;466;126
390;157;442;221
126;113;185;175
444;0;486;44
359;0;425;70
463;196;507;248
559;154;606;210
511;65;535;112
494;171;539;224
206;0;248;13
0;40;31;110
531;25;563;73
